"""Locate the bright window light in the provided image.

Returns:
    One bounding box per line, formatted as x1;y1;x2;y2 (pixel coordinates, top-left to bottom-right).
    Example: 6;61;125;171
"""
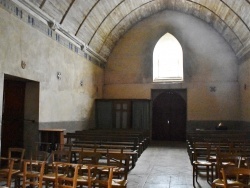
153;33;183;82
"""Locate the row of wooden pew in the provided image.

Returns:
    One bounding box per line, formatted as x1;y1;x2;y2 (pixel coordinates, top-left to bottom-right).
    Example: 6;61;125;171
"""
63;129;150;169
186;130;250;187
187;130;250;164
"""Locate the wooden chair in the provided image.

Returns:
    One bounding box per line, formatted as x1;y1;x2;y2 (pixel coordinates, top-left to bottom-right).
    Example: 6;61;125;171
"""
54;162;80;188
212;151;241;188
15;150;49;188
0;148;24;187
8;148;25;170
43;150;72;187
0;157;20;187
77;151;102;174
108;152;129;187
73;152;102;187
21;160;45;188
206;140;233;165
192;142;215;186
76;164;97;187
86;165;114;188
31;150;50;161
46;150;71;171
77;151;100;165
221;166;250;188
69;145;84;163
98;152;129;187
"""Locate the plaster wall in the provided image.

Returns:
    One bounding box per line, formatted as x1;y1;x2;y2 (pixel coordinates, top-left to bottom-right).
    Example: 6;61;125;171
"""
0;8;104;133
239;57;250;124
105;10;240;123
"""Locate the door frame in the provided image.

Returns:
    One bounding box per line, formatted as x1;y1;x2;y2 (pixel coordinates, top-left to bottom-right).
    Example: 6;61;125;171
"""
151;89;187;141
0;74;40;157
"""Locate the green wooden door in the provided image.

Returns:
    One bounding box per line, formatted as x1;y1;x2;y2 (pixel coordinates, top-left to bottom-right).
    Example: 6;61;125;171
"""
132;100;151;130
95;100;113;129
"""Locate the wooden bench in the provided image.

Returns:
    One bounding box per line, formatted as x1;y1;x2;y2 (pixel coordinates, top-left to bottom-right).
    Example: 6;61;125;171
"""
75;129;150;150
62;129;150;170
186;130;250;165
68;144;138;169
64;133;143;156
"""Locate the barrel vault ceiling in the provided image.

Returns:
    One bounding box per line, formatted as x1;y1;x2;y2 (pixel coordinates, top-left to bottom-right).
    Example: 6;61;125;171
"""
15;0;250;63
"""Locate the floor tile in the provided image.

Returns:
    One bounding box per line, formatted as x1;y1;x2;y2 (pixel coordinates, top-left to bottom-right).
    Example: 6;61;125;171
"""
127;141;211;188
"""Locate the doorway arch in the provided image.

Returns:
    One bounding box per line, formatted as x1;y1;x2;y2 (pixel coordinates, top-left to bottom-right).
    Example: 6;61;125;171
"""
152;90;187;141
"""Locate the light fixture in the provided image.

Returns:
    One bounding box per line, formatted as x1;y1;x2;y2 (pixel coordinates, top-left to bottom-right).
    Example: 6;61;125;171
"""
57;72;61;80
21;60;26;69
47;19;59;31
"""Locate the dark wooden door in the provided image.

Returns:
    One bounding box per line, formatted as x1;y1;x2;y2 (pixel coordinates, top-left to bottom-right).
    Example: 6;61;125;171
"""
1;80;25;157
152;91;186;141
96;100;113;129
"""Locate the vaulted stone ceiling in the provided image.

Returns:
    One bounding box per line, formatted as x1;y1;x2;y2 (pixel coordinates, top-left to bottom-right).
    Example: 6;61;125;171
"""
22;0;250;62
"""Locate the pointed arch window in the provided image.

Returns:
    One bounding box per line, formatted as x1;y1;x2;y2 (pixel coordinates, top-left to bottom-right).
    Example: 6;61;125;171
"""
153;33;183;82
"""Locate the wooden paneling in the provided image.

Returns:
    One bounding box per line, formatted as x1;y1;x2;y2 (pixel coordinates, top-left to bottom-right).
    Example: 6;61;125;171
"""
95;99;150;130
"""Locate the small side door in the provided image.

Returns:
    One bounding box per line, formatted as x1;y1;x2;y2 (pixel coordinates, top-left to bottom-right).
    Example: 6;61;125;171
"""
1;80;25;157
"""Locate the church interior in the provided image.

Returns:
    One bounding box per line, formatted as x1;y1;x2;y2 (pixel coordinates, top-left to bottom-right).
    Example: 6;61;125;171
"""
0;0;250;187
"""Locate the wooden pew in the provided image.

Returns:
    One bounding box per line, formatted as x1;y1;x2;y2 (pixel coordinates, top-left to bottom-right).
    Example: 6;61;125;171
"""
65;143;138;169
186;130;250;165
75;129;149;150
63;129;149;170
64;130;146;156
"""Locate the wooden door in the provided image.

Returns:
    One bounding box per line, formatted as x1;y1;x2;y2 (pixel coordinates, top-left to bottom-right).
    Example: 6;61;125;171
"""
113;100;131;129
96;100;113;129
1;80;25;157
95;100;132;129
152;91;186;141
132;100;151;130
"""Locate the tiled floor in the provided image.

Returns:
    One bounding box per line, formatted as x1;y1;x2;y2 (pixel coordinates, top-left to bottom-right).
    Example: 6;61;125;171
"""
127;141;211;188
